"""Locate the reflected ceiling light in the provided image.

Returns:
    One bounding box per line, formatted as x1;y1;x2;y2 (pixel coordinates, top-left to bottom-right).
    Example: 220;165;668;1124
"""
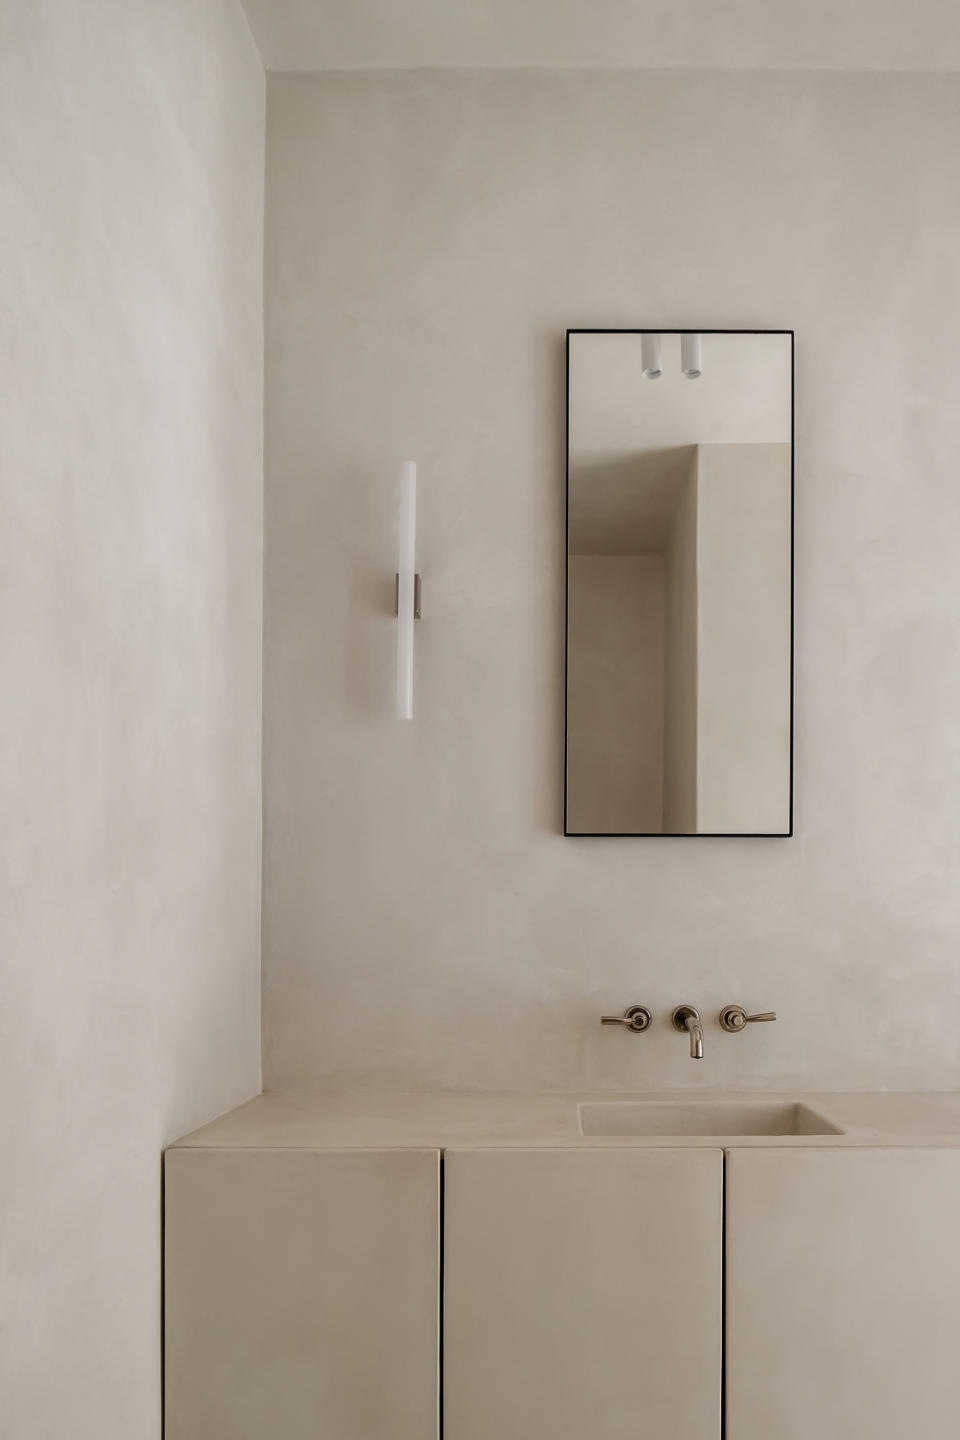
640;332;663;379
681;332;703;379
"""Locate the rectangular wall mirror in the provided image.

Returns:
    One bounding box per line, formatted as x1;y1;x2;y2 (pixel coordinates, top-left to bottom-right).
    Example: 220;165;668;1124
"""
564;330;793;837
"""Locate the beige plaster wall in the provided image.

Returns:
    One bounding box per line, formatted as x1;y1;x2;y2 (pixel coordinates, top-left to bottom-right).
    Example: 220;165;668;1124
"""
567;555;665;834
696;443;792;834
0;3;264;1435
263;69;960;1094
663;452;700;834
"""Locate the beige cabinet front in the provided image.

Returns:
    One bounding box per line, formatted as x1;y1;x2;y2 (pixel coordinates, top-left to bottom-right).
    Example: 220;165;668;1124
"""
444;1148;723;1440
165;1148;440;1440
726;1147;960;1440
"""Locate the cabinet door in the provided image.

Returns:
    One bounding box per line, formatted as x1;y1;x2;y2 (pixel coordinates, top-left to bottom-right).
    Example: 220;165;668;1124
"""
726;1148;960;1440
444;1148;722;1440
165;1148;440;1440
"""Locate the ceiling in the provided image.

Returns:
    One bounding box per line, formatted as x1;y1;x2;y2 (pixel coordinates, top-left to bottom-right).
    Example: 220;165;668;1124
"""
569;333;792;456
568;332;791;554
241;0;960;72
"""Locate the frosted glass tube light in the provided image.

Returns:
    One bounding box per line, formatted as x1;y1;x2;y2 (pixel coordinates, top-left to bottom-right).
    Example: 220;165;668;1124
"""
396;461;417;720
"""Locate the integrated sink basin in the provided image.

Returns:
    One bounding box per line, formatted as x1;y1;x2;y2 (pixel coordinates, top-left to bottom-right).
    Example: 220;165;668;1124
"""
578;1100;844;1137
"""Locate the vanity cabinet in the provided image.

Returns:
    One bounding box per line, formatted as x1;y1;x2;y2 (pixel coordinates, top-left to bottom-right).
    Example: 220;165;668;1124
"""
443;1148;723;1440
164;1149;440;1440
725;1148;960;1440
164;1125;960;1440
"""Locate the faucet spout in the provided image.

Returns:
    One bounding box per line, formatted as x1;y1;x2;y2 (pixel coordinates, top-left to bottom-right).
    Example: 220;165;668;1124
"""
684;1015;703;1060
671;1005;704;1060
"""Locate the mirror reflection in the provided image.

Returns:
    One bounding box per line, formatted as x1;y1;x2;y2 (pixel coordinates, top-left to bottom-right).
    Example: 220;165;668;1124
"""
565;331;793;836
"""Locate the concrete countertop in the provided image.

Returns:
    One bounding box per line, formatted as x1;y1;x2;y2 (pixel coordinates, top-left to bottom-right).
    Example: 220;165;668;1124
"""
170;1089;960;1150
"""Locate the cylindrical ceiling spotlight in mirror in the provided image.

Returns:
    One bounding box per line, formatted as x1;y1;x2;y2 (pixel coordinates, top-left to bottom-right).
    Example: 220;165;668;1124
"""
681;332;703;379
396;461;417;720
640;332;663;379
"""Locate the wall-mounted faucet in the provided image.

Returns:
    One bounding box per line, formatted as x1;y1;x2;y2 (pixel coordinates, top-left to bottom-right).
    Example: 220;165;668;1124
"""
601;1003;775;1056
671;1005;703;1059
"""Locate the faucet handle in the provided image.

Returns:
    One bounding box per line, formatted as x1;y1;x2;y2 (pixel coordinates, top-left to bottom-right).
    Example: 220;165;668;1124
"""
719;1005;777;1033
601;1005;652;1033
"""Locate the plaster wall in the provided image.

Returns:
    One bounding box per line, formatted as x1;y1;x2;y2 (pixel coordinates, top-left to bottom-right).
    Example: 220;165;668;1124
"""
567;555;665;834
0;3;265;1434
663;456;699;834
696;443;792;834
263;68;960;1093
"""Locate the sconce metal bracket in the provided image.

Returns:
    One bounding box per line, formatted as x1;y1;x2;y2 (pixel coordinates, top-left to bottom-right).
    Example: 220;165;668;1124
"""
394;573;422;620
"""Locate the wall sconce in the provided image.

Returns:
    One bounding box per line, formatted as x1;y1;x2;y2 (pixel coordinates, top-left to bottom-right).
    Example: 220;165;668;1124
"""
640;332;663;379
681;332;703;378
395;460;421;720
